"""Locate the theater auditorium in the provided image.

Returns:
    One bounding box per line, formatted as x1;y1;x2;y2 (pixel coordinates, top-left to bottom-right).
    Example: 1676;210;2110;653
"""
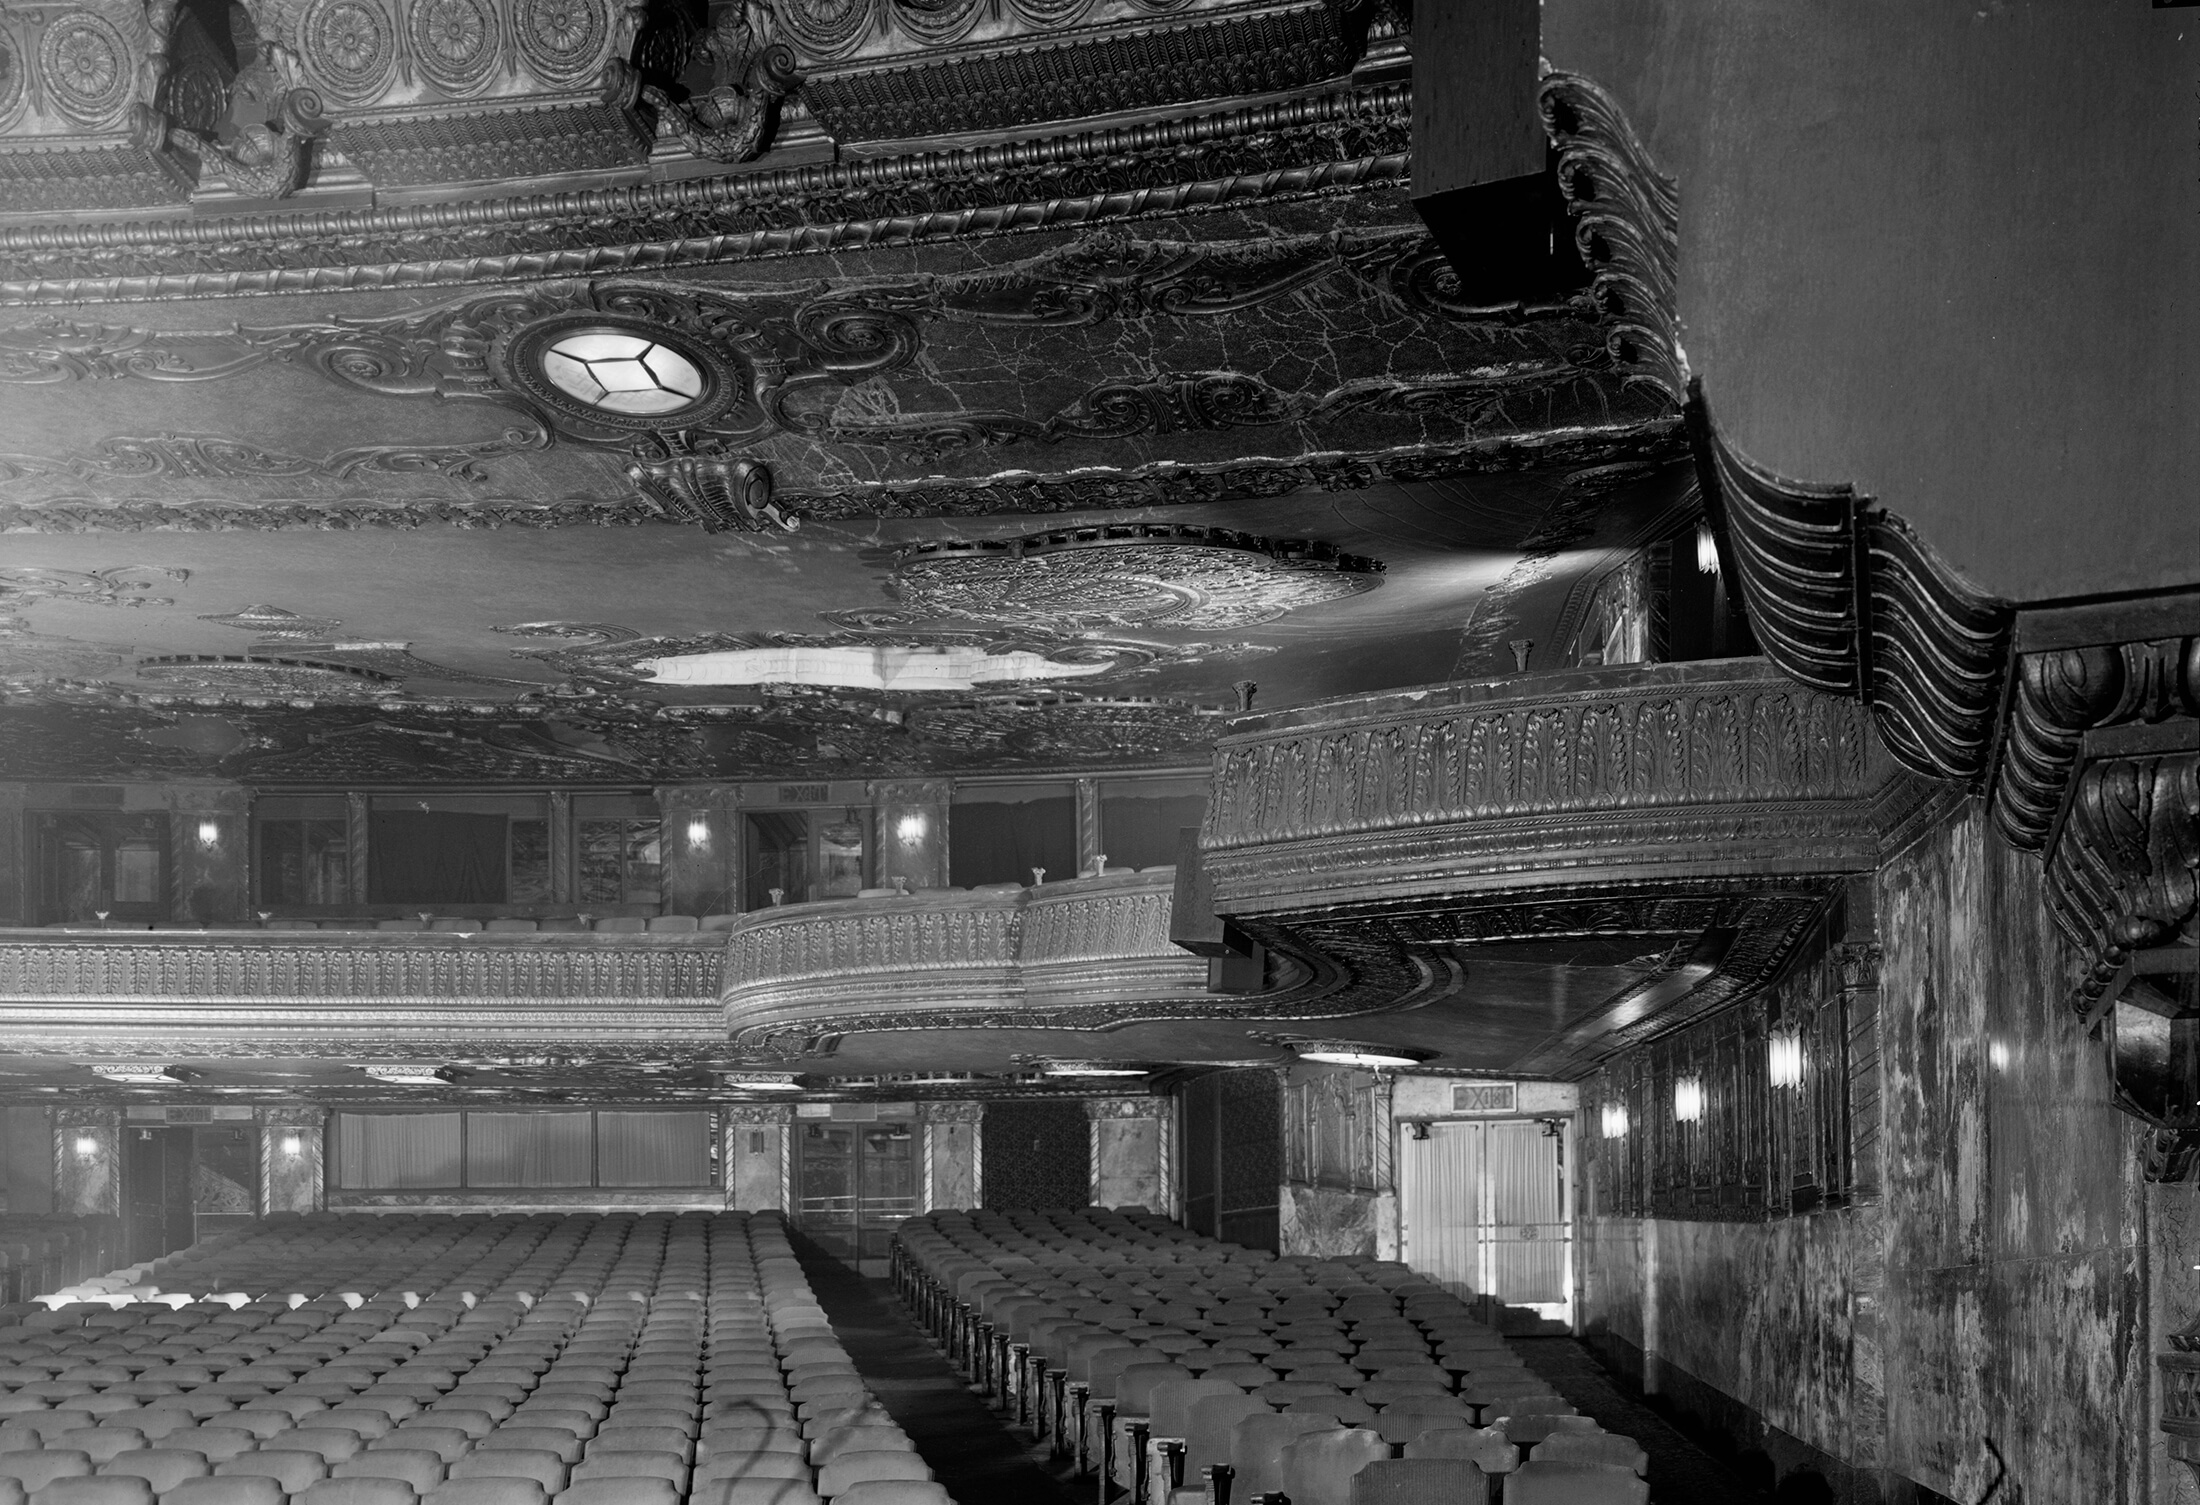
0;2;2188;1502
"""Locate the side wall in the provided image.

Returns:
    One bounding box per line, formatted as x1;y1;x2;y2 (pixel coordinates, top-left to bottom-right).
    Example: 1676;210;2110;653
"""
1579;801;2149;1502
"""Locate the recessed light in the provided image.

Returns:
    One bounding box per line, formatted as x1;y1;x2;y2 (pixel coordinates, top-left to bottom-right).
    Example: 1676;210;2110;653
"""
360;1064;453;1086
1282;1039;1432;1069
1035;1060;1149;1078
717;1072;803;1092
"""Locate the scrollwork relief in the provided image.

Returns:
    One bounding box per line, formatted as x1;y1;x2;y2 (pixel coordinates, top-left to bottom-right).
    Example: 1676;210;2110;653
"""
0;424;546;489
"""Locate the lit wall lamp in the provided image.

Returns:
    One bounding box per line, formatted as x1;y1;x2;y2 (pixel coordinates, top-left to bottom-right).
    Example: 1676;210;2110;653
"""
1600;1102;1630;1139
1673;1076;1706;1123
685;819;711;847
196;819;221;847
1768;1030;1805;1089
1988;1039;2011;1074
73;1136;99;1156
1695;521;1721;576
280;1136;303;1156
896;813;927;844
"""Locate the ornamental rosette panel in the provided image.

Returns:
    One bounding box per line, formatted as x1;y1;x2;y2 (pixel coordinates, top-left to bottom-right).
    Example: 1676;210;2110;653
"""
0;0;197;211
721;870;1214;1047
773;0;1354;142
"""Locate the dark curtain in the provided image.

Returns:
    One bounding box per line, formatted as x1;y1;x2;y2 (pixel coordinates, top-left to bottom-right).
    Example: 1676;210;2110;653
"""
949;797;1077;887
368;812;507;904
1098;795;1208;871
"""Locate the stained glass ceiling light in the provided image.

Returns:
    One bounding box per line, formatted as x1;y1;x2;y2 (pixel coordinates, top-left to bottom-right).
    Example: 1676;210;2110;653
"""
541;331;704;415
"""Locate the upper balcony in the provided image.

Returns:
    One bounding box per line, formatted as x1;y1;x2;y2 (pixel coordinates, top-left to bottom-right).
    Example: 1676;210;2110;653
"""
0;925;724;1062
719;868;1212;1052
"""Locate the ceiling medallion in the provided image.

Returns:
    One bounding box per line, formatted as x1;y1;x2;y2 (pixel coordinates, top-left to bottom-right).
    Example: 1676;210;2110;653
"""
134;654;402;699
884;525;1384;631
198;604;345;641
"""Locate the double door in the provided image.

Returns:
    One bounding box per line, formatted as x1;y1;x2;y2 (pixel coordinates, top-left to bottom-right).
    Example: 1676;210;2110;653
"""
1398;1118;1571;1326
38;812;168;924
792;1120;915;1275
123;1125;258;1265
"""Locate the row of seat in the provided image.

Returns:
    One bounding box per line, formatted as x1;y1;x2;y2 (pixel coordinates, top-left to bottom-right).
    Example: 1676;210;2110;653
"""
892;1208;1650;1505
37;919;715;935
0;1211;958;1505
0;1224;121;1312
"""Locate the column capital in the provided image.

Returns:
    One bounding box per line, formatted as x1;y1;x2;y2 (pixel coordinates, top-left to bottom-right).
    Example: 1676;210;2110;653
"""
1084;1096;1167;1121
723;1103;795;1125
920;1100;984;1125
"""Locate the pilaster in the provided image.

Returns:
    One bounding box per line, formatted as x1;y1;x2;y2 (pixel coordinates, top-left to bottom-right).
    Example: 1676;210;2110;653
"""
169;784;250;926
53;1106;120;1218
1085;1096;1168;1211
870;780;952;891
259;1105;327;1214
0;785;26;926
658;785;736;916
725;1103;793;1212
920;1100;983;1211
1075;778;1103;876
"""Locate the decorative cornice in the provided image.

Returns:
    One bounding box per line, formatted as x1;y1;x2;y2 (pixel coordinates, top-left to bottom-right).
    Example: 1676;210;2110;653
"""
0;84;1410;305
918;1099;984;1124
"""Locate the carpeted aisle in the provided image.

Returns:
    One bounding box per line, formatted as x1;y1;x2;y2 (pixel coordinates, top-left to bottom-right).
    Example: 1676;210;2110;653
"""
1512;1336;1769;1502
794;1235;1087;1505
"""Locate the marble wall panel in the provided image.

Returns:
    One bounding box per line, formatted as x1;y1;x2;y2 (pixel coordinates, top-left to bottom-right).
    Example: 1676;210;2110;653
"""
168;783;250;926
0;785;25;926
1577;800;2151;1502
260;1108;326;1214
928;1121;978;1210
53;1107;120;1218
1279;1183;1396;1261
657;786;737;917
727;1110;789;1212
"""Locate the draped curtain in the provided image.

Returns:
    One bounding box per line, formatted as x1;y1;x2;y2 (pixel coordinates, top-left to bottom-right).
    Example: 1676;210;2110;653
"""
948;797;1077;887
335;1113;462;1188
368;812;507;905
465;1112;592;1187
597;1111;712;1187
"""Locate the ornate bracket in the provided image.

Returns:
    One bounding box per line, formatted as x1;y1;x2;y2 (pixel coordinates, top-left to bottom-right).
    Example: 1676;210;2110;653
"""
626;450;799;533
641;43;797;163
173;86;329;200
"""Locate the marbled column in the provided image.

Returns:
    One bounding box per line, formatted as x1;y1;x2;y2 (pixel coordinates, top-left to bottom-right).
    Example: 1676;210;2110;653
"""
345;793;371;907
53;1106;120;1217
657;785;736;916
169;784;250;925
1086;1097;1168;1211
0;784;27;926
920;1101;983;1211
260;1106;327;1214
546;791;573;906
726;1105;792;1212
870;780;951;890
1075;778;1103;876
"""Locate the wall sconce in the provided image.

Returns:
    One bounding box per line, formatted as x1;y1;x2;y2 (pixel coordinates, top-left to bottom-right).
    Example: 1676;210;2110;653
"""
1768;1030;1805;1089
1404;1120;1431;1141
1695;521;1722;576
895;813;927;844
1673;1076;1706;1123
73;1136;99;1156
196;819;221;847
1600;1102;1630;1139
685;819;711;847
1988;1039;2010;1074
280;1136;303;1156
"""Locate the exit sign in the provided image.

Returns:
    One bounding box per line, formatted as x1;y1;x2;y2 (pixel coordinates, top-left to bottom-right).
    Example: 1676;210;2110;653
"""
1452;1083;1518;1114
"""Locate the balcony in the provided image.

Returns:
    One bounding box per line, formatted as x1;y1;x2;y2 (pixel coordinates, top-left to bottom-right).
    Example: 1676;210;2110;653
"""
0;926;724;1060
1194;659;1953;1073
720;869;1212;1052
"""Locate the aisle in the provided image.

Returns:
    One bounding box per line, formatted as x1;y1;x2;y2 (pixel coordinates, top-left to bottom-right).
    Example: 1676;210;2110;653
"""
794;1235;1086;1505
1511;1336;1770;1502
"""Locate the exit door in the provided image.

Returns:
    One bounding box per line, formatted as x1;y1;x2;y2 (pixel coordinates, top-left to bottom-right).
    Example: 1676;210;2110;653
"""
793;1120;915;1275
123;1125;259;1264
1399;1118;1571;1326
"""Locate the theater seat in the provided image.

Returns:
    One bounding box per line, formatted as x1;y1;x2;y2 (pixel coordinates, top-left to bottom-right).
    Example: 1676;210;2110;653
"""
297;1480;420;1505
1530;1433;1648;1475
556;1483;681;1505
422;1481;548;1505
336;1449;446;1492
0;1452;91;1492
1504;1460;1650;1505
93;1448;209;1492
24;1480;155;1505
688;1481;823;1505
815;1451;931;1495
829;1484;953;1505
218;1449;332;1494
1346;1457;1489;1505
162;1478;285;1505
